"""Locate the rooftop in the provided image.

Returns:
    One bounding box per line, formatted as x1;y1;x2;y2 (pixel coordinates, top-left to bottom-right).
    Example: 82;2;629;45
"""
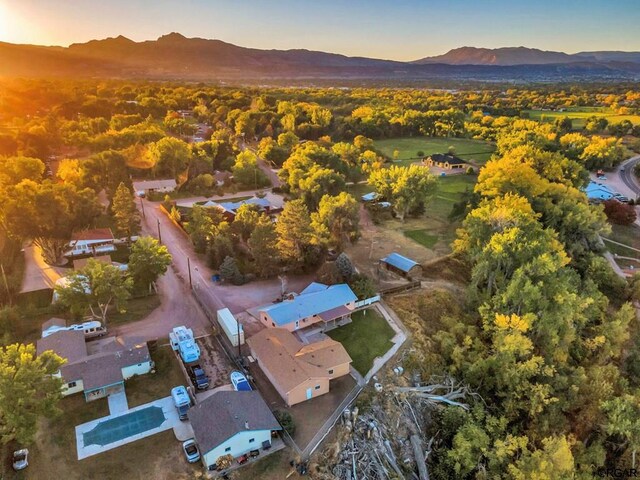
36;330;87;363
428;153;469;165
132;179;177;190
380;252;420;273
247;328;351;393
71;228;115;242
259;283;357;326
189;391;281;454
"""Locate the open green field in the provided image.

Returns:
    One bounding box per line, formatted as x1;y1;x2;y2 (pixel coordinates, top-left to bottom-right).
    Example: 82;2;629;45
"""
603;224;640;260
404;229;439;249
523;108;640;129
328;308;395;375
375;136;495;165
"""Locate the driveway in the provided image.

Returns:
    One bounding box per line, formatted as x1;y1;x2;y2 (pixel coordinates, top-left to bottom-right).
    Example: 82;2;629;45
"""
20;244;67;293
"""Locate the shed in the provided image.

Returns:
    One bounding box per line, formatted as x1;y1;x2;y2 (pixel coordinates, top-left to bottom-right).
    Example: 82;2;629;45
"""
380;252;423;279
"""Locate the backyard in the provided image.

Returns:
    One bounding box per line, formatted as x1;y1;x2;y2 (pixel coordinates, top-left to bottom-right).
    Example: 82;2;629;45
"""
603;224;640;260
374;136;495;165
15;345;189;480
328;309;395;375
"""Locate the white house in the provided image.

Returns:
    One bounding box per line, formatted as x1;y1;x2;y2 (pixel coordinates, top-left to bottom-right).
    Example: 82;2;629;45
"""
36;331;152;401
132;179;177;196
189;391;281;470
65;228;116;258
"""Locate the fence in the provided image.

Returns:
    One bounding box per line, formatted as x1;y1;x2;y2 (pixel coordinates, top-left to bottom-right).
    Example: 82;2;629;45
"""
354;295;381;309
379;280;421;296
302;382;363;459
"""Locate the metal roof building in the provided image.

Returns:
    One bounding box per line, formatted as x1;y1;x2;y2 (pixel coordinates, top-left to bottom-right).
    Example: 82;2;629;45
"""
380;252;422;279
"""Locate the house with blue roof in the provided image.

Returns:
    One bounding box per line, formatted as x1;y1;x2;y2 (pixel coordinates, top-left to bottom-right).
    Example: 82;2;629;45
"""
258;282;358;332
380;252;423;279
585;181;614;202
201;195;280;221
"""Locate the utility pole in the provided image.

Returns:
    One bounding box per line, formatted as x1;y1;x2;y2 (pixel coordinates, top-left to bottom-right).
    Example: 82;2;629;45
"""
187;257;192;289
0;264;11;305
139;196;146;219
157;219;162;243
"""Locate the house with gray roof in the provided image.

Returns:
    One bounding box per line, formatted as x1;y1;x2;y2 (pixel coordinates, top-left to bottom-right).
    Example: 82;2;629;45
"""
189;391;281;469
36;331;152;401
257;282;358;332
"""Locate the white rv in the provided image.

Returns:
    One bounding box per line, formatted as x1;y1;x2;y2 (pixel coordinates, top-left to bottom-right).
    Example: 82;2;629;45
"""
216;308;245;347
42;320;107;339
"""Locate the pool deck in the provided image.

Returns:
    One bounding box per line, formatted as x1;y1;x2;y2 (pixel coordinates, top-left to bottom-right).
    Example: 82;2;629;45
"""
75;396;182;460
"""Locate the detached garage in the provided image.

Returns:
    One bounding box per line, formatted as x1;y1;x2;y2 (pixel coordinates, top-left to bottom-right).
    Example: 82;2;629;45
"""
380;252;422;279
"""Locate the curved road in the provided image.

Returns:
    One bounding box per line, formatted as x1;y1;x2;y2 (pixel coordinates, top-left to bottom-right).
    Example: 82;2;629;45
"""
619;155;640;197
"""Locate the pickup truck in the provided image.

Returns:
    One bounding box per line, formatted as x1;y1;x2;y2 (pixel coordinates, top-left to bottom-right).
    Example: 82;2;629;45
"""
189;364;210;390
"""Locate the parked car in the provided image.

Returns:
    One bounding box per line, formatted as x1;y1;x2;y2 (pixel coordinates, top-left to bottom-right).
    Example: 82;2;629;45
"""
230;371;252;391
614;194;630;203
182;439;200;463
12;449;29;471
237;454;249;465
189;364;210;390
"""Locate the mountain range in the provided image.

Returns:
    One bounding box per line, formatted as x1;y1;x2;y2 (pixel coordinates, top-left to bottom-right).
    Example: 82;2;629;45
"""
1;33;639;82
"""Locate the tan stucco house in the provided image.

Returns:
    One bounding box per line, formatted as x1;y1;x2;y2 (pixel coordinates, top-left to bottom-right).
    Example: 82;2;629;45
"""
247;328;352;406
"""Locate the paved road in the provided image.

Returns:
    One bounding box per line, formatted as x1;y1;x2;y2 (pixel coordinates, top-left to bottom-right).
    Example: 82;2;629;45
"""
619;155;640;197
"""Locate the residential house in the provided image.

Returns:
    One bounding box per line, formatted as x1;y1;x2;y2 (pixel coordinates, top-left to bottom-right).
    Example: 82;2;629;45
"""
247;328;352;406
132;179;177;196
213;170;233;187
201;196;280;222
361;192;380;202
423;153;469;170
65;228;116;258
189;390;281;469
380;252;423;279
36;332;152;401
257;282;357;332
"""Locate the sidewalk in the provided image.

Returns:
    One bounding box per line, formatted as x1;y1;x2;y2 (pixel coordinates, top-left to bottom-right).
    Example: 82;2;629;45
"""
363;302;408;383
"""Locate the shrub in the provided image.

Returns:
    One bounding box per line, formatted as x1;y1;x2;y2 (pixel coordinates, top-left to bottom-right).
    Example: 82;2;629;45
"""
603;199;637;225
274;410;296;436
416;150;425;157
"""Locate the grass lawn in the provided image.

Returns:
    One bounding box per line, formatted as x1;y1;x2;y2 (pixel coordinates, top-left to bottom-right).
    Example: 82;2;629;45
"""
328;308;395;376
523;108;640;129
107;294;161;326
239;449;294;480
374;136;495;165
404;229;439;248
126;344;185;408
603;224;640;259
346;182;373;199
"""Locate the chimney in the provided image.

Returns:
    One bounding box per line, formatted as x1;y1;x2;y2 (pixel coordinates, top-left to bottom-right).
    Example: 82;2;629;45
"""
244;421;250;430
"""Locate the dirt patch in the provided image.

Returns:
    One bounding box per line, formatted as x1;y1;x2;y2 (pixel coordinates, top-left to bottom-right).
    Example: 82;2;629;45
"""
197;335;235;388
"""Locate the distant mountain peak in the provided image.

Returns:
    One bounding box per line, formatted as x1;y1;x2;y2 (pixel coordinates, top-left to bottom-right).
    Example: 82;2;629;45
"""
413;46;576;65
157;32;188;43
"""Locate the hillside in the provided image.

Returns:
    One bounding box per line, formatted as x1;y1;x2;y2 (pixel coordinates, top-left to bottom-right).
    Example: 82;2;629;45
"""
0;35;639;81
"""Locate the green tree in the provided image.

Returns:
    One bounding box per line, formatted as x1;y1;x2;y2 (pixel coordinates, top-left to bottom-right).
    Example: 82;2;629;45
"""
368;164;437;221
0;344;64;445
111;182;141;239
231;150;269;189
248;215;279;278
602;394;640;469
184;205;218;253
128;236;172;292
0;180;102;264
0;156;45;186
219;256;243;285
275;200;315;269
55;259;132;325
335;253;355;280
311;193;360;249
146;137;192;180
231;203;261;240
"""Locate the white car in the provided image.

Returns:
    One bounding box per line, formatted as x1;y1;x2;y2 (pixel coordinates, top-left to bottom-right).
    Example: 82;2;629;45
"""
12;449;28;471
182;439;200;463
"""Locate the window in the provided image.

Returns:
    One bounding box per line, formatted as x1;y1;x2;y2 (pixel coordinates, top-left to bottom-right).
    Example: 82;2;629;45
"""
328;369;334;375
225;447;231;452
271;322;275;327
249;438;255;443
68;381;77;388
315;385;321;390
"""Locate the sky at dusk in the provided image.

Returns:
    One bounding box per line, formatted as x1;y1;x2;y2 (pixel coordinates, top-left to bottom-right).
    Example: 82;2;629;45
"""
0;0;639;61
